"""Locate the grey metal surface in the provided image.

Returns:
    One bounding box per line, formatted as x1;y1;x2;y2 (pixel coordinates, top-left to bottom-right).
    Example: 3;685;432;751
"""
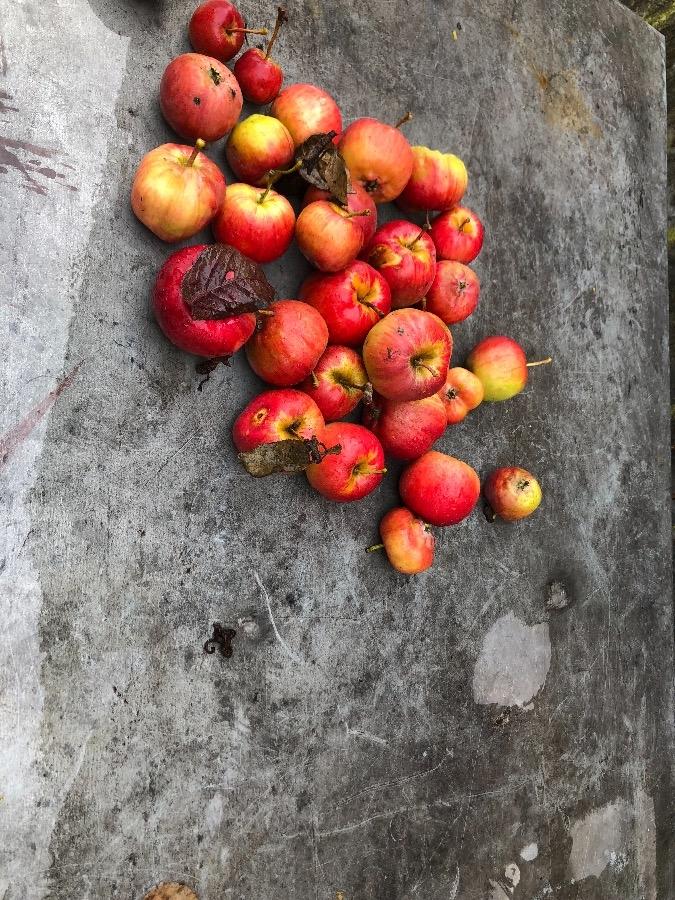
0;1;672;898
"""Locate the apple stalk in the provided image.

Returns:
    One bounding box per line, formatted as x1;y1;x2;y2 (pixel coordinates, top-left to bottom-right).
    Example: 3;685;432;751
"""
526;357;552;367
264;7;288;59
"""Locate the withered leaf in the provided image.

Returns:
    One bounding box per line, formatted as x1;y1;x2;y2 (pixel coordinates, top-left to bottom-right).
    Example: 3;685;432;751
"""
238;437;341;478
182;244;276;320
296;131;351;205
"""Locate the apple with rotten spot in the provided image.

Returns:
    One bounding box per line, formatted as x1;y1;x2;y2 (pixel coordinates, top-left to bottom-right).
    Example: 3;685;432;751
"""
438;367;484;424
306;422;385;502
131;140;225;242
466;336;551;402
398;146;467;211
367;507;434;575
295;200;370;272
303;182;377;245
363;393;446;460
160;53;243;142
212;181;295;263
152;244;256;358
299;260;391;347
246;299;328;386
362;308;452;402
400;450;480;526
225;114;295;187
430;205;484;264
188;0;268;62
365;220;436;309
270;83;342;146
233;388;324;452
484;467;542;521
339;115;414;203
425;261;480;325
299;345;369;422
233;7;287;105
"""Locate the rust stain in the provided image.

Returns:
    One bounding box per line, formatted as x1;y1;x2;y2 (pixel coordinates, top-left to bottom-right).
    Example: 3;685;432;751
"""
0;135;76;195
143;885;198;900
0;364;80;468
531;65;602;140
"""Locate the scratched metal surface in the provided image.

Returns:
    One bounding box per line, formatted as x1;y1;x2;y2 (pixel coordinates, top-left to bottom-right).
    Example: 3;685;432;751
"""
0;1;672;898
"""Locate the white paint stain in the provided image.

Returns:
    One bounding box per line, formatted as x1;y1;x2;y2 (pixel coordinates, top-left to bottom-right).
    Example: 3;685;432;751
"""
520;842;539;861
472;612;551;708
504;863;520;889
204;793;223;839
568;799;631;880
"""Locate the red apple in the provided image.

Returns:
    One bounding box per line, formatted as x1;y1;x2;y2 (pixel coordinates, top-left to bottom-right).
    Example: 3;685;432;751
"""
306;422;385;502
160;53;243;142
466;336;551;401
270;84;342;147
233;7;287;104
339;117;414;204
299;261;391;347
212;182;295;263
398;147;467;211
225;114;295;187
362;308;452;402
303;182;377;244
232;388;325;452
371;507;435;575
295;200;370;272
430;205;484;264
364;220;436;308
131;140;225;242
363;393;446;460
188;0;268;62
484;467;543;521
246;299;328;386
425;261;479;324
438;367;484;424
152;244;256;358
299;345;369;421
399;450;480;526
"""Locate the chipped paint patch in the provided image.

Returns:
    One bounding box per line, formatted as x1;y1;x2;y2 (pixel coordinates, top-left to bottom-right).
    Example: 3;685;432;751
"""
520;842;539;861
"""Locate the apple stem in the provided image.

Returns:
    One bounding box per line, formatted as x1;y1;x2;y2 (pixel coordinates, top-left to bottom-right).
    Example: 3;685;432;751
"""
420;296;427;310
526;357;553;367
416;361;438;377
310;370;319;388
407;227;427;249
264;6;288;59
394;111;413;129
344;208;371;219
364;467;387;475
226;26;268;35
186;138;206;167
425;210;432;230
362;300;385;318
458;217;471;233
257;308;275;318
365;543;385;553
260;159;303;201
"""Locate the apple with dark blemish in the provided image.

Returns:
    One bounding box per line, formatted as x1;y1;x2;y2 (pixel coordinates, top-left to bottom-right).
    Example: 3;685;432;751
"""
362;393;446;460
160;53;243;142
399;450;480;526
306;422;386;502
246;299;328;386
367;507;435;575
299;345;369;422
484;467;542;521
233;389;325;452
466;336;551;401
189;0;268;62
425;260;480;324
364;219;436;308
437;367;484;424
430;205;484;264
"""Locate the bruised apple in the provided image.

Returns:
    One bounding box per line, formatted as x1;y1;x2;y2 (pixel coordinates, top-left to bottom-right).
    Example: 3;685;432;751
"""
160;53;243;142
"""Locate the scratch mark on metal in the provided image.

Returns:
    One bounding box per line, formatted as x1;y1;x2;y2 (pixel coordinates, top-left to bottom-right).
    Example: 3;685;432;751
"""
254;571;306;666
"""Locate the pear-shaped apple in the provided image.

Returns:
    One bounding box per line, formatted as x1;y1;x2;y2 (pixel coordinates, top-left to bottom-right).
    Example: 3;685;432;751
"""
131;140;226;242
466;336;551;401
484;467;542;521
368;507;435;575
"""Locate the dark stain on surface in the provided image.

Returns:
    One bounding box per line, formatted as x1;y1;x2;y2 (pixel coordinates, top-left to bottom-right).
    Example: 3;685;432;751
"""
0;89;18;113
0;135;77;195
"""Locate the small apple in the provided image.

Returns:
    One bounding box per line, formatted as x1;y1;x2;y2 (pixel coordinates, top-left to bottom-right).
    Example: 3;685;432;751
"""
303;182;377;244
212;182;295;263
160;53;243;142
233;388;325;452
299;261;391;347
398;146;467;211
425;261;480;324
368;507;434;575
270;83;342;146
188;0;268;62
483;467;543;521
299;345;369;421
306;422;386;502
362;308;452;402
438;367;484;424
399;450;480;526
225;114;295;186
338;116;414;203
295;200;370;272
466;336;551;402
131;140;226;242
246;299;328;386
363;393;446;460
233;7;287;105
364;220;436;308
430;205;484;264
152;244;256;358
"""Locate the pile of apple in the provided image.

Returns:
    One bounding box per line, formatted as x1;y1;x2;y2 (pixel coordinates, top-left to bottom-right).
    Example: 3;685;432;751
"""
131;0;550;575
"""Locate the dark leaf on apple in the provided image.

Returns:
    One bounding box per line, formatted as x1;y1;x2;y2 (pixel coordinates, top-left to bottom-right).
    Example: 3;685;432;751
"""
296;131;351;205
182;244;276;320
238;436;341;477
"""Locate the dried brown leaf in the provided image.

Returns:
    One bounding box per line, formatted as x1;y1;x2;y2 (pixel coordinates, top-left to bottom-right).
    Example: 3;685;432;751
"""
182;244;276;320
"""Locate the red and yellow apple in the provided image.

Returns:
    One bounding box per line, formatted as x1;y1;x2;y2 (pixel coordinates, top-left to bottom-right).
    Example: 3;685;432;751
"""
425;261;480;324
232;388;325;452
160;53;243;142
246;299;328;386
306;422;385;502
430;205;484;264
339;117;414;203
484;467;542;521
233;7;286;104
362;308;452;401
212;182;295;263
299;345;369;421
188;0;267;62
363;393;446;460
398;147;467;211
373;507;434;575
399;451;480;526
299;260;391;347
364;220;436;308
131;140;225;242
270;83;342;146
225;114;295;186
466;336;552;401
303;182;377;245
295;200;369;272
438;367;484;424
